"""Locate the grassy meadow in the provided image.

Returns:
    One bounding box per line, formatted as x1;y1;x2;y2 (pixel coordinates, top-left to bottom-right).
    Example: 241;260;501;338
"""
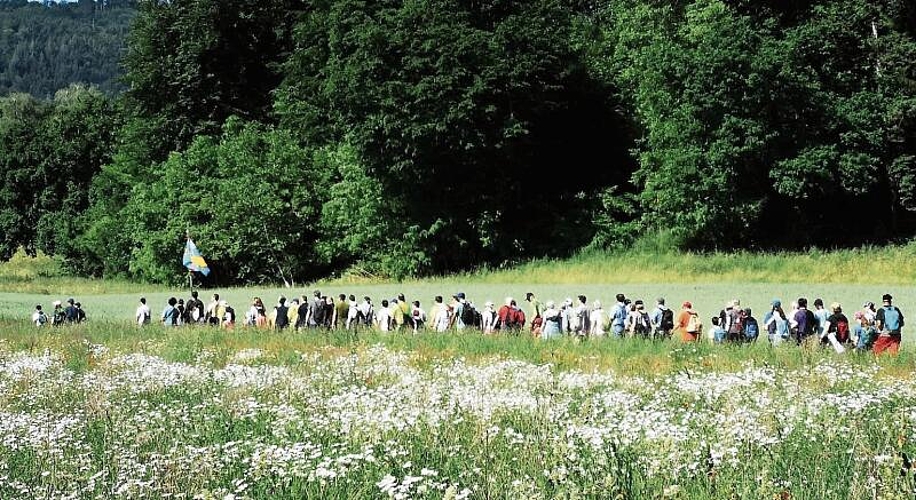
2;248;916;498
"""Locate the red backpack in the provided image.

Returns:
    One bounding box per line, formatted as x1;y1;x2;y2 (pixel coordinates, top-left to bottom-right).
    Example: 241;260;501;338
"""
836;318;850;343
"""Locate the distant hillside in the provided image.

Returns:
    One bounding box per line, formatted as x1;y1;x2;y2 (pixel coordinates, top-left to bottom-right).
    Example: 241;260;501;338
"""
0;0;136;98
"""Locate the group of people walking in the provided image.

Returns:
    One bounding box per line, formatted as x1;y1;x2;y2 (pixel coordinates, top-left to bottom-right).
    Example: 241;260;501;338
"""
31;298;87;326
137;290;905;355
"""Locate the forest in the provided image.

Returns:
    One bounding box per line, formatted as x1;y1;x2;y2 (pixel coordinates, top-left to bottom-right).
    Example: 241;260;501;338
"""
1;0;916;284
0;0;136;97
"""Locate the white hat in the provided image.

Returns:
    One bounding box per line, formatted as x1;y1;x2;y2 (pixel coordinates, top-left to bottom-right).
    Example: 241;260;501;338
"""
52;300;61;307
593;300;601;309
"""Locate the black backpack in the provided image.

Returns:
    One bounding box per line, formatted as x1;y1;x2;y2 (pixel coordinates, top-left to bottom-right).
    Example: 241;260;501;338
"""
461;303;477;328
660;308;674;331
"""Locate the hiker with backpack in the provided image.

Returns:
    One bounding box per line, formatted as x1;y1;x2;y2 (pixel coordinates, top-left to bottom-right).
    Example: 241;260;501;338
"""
136;297;151;327
411;300;427;332
274;296;289;330
482;301;498;334
742;308;759;343
185;290;205;324
763;299;790;345
627;300;651;339
590;300;609;336
792;298;818;345
162;297;180;327
710;316;726;343
611;294;629;337
541;301;563;340
677;301;702;342
32;304;48;327
651;297;675;339
819;302;849;353
854;311;877;351
573;295;590;338
723;300;745;343
874;294;904;355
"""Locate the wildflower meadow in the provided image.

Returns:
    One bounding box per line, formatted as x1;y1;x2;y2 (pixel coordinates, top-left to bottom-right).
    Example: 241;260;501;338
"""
0;321;915;499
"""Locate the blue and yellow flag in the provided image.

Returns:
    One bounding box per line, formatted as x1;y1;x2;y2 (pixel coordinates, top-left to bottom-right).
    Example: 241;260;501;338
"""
183;238;210;276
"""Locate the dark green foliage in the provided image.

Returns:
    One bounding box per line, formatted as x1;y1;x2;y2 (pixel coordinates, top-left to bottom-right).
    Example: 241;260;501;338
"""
117;118;329;284
4;0;916;283
0;1;135;98
278;0;630;274
0;85;118;263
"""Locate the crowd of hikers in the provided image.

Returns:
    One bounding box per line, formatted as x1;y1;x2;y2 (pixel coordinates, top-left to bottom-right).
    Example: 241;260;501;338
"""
137;290;906;356
30;298;87;326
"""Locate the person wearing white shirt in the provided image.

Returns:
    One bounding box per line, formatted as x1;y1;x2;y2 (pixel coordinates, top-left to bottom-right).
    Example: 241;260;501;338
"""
376;300;393;332
590;300;608;336
136;297;151;326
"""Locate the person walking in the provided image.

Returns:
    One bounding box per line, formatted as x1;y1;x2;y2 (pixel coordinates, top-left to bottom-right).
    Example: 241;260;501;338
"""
874;294;904;355
676;301;702;342
136;297;151;326
32;304;48;327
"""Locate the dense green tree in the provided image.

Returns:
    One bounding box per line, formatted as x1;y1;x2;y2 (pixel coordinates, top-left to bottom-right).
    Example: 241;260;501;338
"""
0;85;117;262
602;0;916;248
119;118;330;284
278;0;631;274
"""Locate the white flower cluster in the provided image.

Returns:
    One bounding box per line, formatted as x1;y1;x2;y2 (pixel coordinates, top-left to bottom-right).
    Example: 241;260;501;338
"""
0;345;912;498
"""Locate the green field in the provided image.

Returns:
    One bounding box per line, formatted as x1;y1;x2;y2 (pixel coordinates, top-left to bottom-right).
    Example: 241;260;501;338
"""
2;250;916;498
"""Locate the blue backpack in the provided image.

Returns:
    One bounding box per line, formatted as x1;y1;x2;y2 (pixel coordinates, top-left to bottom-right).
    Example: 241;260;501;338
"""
744;317;759;340
883;306;903;332
612;304;628;327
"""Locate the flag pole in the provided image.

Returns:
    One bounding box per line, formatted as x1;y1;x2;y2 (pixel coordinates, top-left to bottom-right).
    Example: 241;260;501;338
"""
186;224;192;291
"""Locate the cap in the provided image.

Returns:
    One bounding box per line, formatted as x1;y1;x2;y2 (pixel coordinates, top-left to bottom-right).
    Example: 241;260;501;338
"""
656;297;665;305
67;298;74;304
883;294;893;302
771;299;781;308
682;301;692;309
457;292;465;299
526;292;534;300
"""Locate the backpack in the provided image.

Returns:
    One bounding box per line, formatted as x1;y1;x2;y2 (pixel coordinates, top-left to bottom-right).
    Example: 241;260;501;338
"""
460;303;477;328
836;318;850;343
613;304;628;326
727;309;743;335
883;306;902;332
743;317;759;340
686;313;701;334
634;312;650;335
36;312;48;326
660;308;674;331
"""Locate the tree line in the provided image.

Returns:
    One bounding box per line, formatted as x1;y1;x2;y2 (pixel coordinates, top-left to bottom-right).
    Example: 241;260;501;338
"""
1;0;915;285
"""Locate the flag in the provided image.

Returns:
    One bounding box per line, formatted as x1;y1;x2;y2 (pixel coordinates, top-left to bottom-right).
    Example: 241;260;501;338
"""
183;238;210;276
